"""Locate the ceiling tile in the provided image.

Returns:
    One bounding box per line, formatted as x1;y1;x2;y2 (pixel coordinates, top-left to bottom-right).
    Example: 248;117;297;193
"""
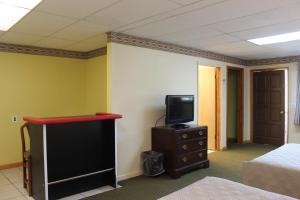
83;33;107;44
231;19;300;40
262;40;300;53
124;0;297;37
63;34;107;51
240;52;288;60
64;41;105;52
123;15;208;38
222;47;271;60
86;0;180;30
0;32;44;45
267;48;300;58
34;37;76;49
35;0;121;19
152;27;223;43
206;41;258;52
0;30;4;37
116;0;224;32
9;11;76;36
52;21;107;41
177;34;240;49
223;38;300;59
209;2;300;33
206;0;299;23
236;54;269;60
218;44;300;60
169;0;203;5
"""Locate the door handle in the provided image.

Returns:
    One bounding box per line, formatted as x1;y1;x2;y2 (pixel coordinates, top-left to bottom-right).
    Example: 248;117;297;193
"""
182;144;188;150
182;157;188;163
182;134;188;139
280;111;284;114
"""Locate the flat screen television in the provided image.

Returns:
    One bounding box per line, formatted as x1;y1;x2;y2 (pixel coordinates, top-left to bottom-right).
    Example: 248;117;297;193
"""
165;95;194;128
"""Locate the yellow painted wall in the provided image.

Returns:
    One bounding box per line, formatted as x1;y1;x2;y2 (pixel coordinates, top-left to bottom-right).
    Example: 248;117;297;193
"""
85;55;107;113
198;66;216;150
106;43;112;112
0;52;107;166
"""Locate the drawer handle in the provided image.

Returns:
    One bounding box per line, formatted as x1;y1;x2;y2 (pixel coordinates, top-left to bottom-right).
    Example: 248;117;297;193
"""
182;144;188;150
182;157;188;163
182;134;188;139
198;152;203;158
198;131;203;136
198;141;203;146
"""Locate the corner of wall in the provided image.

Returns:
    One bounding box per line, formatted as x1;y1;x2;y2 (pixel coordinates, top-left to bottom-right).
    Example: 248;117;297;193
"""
85;54;108;113
106;43;112;112
117;170;142;181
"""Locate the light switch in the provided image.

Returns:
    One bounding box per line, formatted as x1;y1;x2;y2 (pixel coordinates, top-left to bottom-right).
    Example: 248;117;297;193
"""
12;115;17;123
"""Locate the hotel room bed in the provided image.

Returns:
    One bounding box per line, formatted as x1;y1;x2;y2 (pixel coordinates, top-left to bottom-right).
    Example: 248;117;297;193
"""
242;143;300;199
158;176;295;200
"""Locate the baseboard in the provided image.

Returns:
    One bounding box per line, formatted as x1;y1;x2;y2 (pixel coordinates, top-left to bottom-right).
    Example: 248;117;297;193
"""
117;170;142;181
221;147;227;151
2;162;142;181
227;138;238;143
243;140;251;144
0;162;22;170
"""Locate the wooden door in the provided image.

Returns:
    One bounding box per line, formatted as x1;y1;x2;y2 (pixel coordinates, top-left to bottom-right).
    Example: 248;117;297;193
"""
198;67;216;150
253;70;285;145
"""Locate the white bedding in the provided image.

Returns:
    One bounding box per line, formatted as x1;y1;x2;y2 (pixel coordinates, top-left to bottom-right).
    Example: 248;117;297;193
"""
242;143;300;199
158;176;296;200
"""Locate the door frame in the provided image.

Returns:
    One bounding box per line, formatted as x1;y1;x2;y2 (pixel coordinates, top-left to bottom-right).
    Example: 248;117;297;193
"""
226;66;244;147
215;68;221;151
198;66;221;151
250;67;288;144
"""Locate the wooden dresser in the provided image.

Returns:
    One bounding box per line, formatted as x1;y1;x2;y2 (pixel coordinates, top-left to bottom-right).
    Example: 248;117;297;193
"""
152;125;209;178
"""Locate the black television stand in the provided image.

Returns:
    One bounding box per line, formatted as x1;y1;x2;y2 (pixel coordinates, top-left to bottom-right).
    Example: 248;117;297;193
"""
170;123;190;129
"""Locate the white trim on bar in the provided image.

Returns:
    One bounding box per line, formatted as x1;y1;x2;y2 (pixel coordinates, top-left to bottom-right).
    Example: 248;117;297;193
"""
115;121;118;187
48;168;115;185
43;124;49;200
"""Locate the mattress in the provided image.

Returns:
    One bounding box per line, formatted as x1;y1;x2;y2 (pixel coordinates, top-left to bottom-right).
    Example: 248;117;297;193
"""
158;176;296;200
242;143;300;199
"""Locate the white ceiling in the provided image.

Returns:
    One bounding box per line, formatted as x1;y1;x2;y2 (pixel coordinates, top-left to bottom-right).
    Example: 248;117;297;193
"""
1;0;300;59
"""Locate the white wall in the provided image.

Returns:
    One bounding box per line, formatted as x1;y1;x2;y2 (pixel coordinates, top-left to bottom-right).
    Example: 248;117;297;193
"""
110;43;243;180
244;69;251;141
244;63;300;143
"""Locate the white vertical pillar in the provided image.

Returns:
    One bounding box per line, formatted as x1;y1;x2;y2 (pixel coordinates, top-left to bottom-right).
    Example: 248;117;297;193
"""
43;124;49;200
115;120;119;187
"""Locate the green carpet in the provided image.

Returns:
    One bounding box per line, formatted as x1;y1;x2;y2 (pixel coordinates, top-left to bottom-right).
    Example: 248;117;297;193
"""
86;144;275;200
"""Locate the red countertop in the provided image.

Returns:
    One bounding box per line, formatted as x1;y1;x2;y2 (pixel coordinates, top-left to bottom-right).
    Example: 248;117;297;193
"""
23;113;122;125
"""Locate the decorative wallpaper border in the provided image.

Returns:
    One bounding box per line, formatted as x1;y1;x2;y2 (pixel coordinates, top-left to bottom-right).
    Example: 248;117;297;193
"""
108;32;300;66
107;32;246;65
0;33;298;66
84;47;107;59
0;43;106;59
245;56;300;66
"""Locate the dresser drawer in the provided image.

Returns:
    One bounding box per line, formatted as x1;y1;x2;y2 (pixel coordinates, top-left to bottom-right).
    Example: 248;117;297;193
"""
177;139;207;154
176;129;207;141
176;150;207;168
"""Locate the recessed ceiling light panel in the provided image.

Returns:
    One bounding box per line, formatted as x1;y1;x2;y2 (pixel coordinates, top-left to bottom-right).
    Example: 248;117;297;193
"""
248;31;300;45
0;0;42;31
0;0;42;9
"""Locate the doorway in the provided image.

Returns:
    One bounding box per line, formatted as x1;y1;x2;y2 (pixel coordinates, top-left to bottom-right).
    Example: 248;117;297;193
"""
226;67;244;148
198;66;221;151
251;69;288;146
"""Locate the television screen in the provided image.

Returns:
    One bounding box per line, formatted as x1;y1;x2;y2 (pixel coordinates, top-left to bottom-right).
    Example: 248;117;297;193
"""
165;95;194;125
